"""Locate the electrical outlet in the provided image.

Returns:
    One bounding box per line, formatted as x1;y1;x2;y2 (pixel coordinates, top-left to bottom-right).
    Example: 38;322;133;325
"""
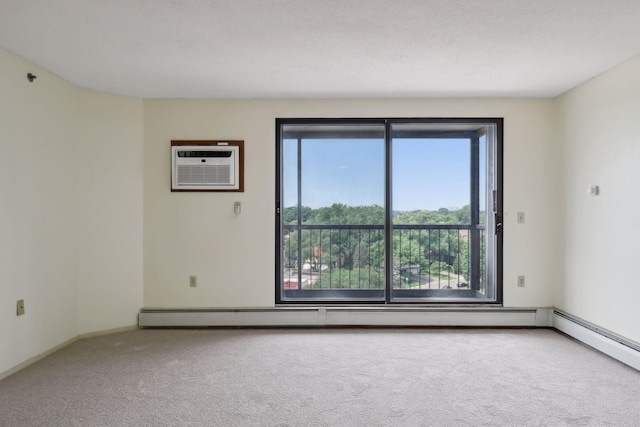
16;299;25;316
517;275;525;287
189;275;197;287
517;212;525;224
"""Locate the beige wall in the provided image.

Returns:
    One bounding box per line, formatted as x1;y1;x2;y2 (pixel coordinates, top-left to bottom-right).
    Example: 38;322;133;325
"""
76;89;144;334
143;98;560;309
0;49;79;374
0;49;143;375
556;54;640;343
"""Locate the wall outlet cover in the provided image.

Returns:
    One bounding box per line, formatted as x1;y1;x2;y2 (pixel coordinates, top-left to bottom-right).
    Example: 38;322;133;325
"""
17;299;25;316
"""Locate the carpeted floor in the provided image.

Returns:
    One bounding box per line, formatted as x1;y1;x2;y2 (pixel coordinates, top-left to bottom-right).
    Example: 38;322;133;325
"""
0;328;638;426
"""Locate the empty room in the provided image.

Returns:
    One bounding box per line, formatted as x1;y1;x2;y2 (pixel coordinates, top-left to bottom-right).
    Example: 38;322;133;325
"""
1;1;639;425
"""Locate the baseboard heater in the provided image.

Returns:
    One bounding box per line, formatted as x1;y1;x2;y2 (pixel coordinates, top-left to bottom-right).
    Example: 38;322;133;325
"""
553;310;640;371
139;307;551;328
138;307;638;370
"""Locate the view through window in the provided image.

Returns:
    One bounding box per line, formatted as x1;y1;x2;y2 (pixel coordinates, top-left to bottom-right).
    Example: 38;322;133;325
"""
276;119;502;304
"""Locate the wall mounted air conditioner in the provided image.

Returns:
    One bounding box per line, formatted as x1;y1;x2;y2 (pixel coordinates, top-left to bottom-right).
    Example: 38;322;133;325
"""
171;142;243;191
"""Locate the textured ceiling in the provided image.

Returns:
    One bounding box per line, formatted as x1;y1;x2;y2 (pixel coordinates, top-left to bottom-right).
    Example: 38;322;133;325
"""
1;0;640;98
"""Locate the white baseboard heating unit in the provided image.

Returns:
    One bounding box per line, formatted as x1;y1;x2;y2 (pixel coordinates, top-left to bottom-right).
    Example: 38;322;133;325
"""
553;310;640;371
138;307;552;328
138;308;640;371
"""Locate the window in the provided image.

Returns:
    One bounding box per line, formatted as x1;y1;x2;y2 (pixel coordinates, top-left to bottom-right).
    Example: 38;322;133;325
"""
276;118;502;304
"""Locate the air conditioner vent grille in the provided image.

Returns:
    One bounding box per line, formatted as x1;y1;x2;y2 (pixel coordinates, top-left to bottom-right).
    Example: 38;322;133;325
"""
177;165;232;185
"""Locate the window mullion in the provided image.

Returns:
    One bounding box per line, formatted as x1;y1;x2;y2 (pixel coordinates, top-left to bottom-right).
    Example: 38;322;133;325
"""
470;135;481;292
297;137;303;291
384;121;392;303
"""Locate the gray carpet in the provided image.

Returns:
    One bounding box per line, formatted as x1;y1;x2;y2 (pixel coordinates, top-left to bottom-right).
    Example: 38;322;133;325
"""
0;328;638;426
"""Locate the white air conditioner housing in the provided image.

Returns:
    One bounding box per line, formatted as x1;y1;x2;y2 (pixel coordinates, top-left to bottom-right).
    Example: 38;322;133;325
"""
171;144;240;190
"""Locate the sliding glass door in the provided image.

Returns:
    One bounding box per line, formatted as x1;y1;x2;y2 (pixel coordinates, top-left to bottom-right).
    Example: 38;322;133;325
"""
276;118;502;304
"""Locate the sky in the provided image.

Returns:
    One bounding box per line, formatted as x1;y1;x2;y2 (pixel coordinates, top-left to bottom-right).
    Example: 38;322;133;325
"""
283;137;487;212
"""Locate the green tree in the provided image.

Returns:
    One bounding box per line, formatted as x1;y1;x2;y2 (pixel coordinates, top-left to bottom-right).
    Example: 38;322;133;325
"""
312;203;383;225
282;205;314;224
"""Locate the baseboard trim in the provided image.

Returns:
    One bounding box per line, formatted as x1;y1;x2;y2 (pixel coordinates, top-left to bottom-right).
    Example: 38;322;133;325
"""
0;325;140;381
139;307;554;328
553;310;640;371
0;336;79;382
78;325;140;340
